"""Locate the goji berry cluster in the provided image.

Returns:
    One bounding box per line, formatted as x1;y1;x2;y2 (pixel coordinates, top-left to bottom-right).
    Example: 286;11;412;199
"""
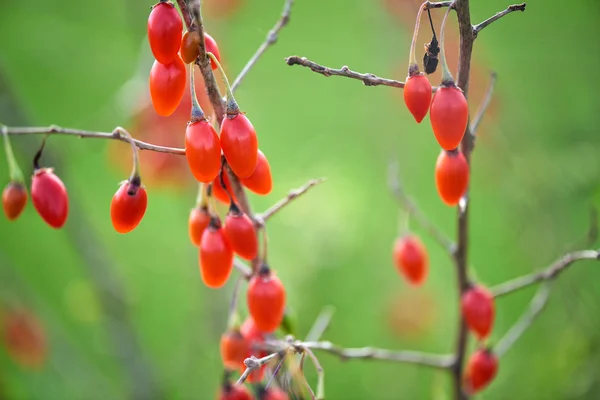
145;2;285;397
393;4;497;394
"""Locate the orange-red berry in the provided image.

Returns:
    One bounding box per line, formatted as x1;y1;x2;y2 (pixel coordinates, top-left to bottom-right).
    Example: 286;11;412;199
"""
147;1;183;64
220;113;258;179
404;74;432;123
212;172;238;204
247;267;286;333
2;182;27;221
435;149;469;206
149;56;187;117
240;317;267;382
180;32;221;68
464;348;498;394
185;119;221;183
240;150;272;195
393;235;429;286
31;168;68;229
188;206;210;246
461;285;495;340
223;205;258;260
180;30;200;64
430;85;469;150
204;33;221;70
220;329;249;370
199;218;234;288
110;181;148;234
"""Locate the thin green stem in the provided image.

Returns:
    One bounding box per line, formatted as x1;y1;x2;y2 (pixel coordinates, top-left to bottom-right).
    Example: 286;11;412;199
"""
408;3;427;75
195;183;208;208
439;2;456;84
1;126;24;182
207;52;239;115
260;226;269;263
397;209;411;237
189;63;205;121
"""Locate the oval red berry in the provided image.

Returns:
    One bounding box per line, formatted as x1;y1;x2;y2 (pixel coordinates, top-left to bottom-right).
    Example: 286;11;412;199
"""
404;74;432;123
247;270;286;333
149;56;187;117
147;2;183;64
435;150;469;206
430;86;469;150
110;182;148;234
220;113;258;179
2;182;27;221
240;150;272;195
31;168;69;229
185;119;221;183
461;285;495;340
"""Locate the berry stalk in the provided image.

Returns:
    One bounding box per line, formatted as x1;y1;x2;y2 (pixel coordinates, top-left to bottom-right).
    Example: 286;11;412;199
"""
189;63;206;121
408;3;427;75
207;52;239;115
1;126;24;183
438;2;456;85
115;128;142;191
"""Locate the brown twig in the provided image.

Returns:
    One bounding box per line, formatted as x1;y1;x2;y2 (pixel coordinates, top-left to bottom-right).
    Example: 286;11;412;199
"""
494;283;551;357
187;0;226;123
257;178;326;225
469;72;497;135
452;1;476;398
491;250;600;298
388;161;455;255
237;352;285;385
285;56;416;89
231;0;295;92
473;3;527;37
301;341;454;369
1;125;185;155
174;0;192;28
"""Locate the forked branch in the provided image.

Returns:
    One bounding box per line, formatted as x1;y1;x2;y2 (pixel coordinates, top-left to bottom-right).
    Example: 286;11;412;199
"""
491;250;600;298
473;3;527;37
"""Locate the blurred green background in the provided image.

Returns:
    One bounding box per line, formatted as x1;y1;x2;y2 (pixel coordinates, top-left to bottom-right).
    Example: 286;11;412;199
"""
1;0;600;398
